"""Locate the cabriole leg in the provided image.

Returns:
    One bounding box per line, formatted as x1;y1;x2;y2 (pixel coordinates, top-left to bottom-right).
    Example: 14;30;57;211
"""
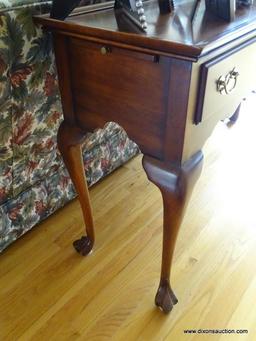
143;151;203;313
57;122;95;255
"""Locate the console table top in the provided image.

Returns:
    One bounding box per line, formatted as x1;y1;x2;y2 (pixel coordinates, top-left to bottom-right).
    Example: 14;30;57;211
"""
35;0;256;59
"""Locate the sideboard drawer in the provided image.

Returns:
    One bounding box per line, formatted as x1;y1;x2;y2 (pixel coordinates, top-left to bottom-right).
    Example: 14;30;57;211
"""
195;38;256;124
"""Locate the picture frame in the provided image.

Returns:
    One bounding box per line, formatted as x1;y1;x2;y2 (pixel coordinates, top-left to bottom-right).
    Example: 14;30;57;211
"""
205;0;236;21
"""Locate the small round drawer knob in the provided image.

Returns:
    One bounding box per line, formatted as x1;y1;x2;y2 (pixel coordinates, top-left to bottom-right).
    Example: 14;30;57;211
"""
100;46;111;55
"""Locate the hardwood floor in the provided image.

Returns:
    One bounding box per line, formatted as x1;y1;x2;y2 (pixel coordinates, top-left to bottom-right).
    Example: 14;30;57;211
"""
1;94;256;341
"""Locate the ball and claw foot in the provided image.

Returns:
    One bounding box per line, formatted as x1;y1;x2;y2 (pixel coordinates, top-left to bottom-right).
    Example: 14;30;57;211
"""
155;281;178;314
73;236;93;256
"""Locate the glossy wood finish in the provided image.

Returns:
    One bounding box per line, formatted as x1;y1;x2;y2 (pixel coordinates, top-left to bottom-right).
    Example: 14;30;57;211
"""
68;38;170;158
54;33;95;255
57;123;95;255
34;1;256;313
35;0;256;59
143;151;203;312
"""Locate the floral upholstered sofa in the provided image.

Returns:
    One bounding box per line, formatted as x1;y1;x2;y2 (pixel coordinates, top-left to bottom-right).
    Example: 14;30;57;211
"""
0;0;139;252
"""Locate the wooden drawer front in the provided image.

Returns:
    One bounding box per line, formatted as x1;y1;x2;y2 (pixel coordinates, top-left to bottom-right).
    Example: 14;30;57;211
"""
195;38;256;124
68;38;170;158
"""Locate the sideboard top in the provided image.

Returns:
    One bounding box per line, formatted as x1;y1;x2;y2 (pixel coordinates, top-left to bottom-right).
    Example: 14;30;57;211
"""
35;0;256;59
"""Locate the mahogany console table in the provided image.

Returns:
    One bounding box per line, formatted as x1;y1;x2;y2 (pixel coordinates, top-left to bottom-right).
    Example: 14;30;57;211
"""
35;1;256;313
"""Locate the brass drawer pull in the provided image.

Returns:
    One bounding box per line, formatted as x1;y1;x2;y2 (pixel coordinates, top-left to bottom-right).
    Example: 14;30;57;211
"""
100;46;111;55
217;67;239;95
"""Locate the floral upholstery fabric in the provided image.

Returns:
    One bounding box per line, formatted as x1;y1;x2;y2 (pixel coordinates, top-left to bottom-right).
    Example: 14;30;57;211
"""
0;40;12;204
0;2;139;252
1;2;54;202
0;0;50;10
